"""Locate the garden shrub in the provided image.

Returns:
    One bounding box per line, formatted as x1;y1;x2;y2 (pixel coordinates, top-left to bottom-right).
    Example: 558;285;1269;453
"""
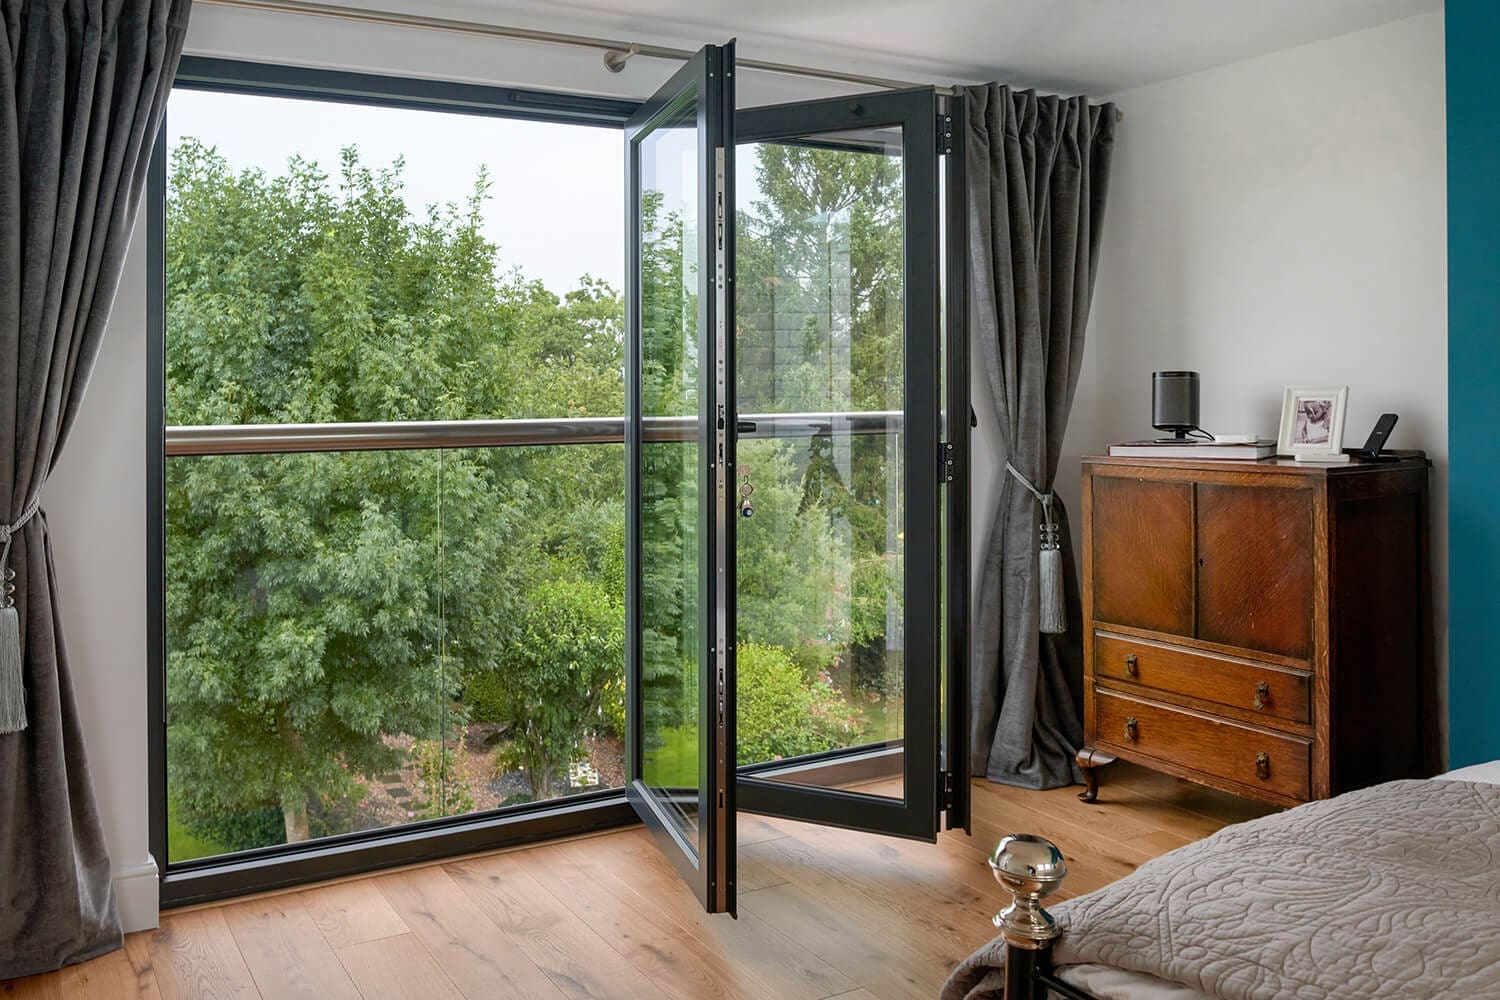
737;642;866;765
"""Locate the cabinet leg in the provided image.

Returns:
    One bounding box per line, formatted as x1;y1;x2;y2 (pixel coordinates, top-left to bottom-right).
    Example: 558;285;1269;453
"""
1076;747;1116;803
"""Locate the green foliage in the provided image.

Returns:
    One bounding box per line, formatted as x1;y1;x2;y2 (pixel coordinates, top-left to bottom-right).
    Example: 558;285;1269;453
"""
789;642;841;680
168;798;281;861
735;143;905;666
736;643;865;765
184;807;287;855
734;441;846;652
461;670;509;726
643;724;698;789
636;187;700;745
165;140;626;847
485;577;624;799
411;734;476;819
163;132;902;857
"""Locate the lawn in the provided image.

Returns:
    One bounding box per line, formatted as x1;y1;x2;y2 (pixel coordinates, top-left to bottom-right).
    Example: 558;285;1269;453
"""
643;724;699;788
166;797;231;863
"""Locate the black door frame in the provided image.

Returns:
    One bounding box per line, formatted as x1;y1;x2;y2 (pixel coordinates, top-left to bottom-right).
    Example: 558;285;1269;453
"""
942;89;972;835
148;55;966;911
623;42;737;915
732;88;947;841
147;57;643;907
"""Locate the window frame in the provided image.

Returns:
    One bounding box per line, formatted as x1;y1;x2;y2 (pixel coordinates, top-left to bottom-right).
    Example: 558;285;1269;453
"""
147;56;643;908
148;57;971;908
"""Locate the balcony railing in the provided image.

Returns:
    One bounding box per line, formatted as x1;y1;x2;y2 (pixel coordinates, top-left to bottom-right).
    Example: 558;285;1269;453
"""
162;408;909;865
165;411;905;456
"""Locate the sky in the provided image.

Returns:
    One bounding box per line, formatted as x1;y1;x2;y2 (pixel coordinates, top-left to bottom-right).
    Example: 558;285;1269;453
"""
167;90;774;298
167;89;627;296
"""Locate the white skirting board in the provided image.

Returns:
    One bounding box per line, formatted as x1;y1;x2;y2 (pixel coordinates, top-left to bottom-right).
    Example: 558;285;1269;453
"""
113;855;159;933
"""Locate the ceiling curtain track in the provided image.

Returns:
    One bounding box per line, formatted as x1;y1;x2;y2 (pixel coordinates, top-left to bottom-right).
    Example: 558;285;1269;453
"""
194;0;954;90
195;0;1121;119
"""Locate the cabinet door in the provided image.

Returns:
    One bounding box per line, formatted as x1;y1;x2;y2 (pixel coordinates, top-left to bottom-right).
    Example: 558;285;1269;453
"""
1090;476;1195;635
1196;484;1314;660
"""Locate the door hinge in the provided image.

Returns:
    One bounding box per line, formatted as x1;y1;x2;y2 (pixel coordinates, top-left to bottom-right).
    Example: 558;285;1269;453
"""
938;441;955;484
942;769;956;809
938;113;954;155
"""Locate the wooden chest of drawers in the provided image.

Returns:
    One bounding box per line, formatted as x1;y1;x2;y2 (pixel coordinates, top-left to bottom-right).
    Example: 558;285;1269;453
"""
1077;455;1436;807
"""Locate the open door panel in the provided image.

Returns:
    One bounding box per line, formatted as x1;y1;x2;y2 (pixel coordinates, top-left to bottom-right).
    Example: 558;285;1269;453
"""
731;89;954;841
624;42;737;915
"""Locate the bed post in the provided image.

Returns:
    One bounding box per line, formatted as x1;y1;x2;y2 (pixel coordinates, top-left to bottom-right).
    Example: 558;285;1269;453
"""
990;834;1067;1000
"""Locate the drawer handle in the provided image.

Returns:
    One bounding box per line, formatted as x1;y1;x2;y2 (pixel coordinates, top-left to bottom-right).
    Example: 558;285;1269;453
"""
1124;716;1138;742
1124;654;1139;678
1255;752;1271;780
1253;681;1270;711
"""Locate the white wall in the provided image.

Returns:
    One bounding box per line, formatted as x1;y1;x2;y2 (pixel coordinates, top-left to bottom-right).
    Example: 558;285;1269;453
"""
47;227;158;931
972;14;1447;627
1072;12;1448;705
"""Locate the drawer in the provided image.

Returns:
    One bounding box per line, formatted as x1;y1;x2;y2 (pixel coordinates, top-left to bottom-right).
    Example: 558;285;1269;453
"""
1094;633;1310;725
1096;691;1311;801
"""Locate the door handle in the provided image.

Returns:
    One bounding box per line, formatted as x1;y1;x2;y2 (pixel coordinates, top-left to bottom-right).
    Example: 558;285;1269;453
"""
735;420;757;435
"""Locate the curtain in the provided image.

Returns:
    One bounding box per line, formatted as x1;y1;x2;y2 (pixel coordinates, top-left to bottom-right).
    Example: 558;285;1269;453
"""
0;0;190;978
966;84;1115;790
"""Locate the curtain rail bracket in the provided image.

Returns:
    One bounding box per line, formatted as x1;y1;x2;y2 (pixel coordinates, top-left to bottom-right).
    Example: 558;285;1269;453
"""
603;43;640;74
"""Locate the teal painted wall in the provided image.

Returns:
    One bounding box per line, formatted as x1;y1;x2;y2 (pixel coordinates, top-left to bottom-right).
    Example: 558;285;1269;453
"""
1447;1;1500;767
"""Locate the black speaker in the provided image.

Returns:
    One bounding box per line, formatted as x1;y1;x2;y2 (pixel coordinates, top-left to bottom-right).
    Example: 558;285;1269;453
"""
1152;371;1200;441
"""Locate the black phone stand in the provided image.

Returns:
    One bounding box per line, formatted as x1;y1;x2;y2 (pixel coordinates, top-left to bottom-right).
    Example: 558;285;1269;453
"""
1351;413;1401;462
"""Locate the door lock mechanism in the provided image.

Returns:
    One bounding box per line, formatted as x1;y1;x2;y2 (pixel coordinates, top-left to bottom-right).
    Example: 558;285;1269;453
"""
738;472;755;518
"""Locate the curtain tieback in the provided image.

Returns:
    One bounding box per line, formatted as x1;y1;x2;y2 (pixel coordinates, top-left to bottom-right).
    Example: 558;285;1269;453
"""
1005;463;1066;635
0;494;42;734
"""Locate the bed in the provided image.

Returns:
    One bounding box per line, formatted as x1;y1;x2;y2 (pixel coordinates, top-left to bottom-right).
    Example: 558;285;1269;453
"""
943;765;1500;1000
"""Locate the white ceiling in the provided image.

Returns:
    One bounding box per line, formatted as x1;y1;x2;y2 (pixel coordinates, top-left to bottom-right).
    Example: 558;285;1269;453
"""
442;0;1440;94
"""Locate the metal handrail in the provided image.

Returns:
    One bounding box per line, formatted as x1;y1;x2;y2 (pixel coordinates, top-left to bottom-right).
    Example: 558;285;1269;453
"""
165;410;905;457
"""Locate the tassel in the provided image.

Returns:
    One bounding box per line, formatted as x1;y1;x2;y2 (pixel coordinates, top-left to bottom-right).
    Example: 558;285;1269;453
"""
1007;462;1069;635
0;500;37;734
1038;518;1067;635
0;601;23;734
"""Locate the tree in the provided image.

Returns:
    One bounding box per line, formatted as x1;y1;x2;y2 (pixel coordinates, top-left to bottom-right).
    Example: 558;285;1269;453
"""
164;133;892;857
736;644;864;764
165;141;626;845
478;578;624;799
736;142;905;688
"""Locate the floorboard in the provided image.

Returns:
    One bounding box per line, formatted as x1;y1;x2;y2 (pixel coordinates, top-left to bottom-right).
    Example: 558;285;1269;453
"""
333;934;464;1000
221;895;361;1000
143;908;259;1000
445;851;669;1000
7;762;1273;999
294;879;409;950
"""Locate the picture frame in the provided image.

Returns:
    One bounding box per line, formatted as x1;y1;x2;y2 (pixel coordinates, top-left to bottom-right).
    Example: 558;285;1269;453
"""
1277;385;1349;457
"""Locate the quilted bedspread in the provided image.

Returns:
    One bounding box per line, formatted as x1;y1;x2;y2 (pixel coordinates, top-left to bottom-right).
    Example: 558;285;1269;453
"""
943;779;1500;1000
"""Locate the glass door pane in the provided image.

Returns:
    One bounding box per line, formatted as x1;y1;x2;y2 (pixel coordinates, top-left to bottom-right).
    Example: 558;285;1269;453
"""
625;42;736;914
734;91;943;840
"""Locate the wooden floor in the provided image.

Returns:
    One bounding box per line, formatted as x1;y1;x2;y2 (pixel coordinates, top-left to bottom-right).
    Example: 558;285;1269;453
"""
3;763;1274;1000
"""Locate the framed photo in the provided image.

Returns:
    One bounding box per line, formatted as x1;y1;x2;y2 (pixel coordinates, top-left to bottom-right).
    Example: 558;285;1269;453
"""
1277;385;1349;457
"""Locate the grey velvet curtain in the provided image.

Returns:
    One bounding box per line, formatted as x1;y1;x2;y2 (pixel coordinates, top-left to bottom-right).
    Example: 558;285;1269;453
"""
966;84;1115;790
1;0;190;978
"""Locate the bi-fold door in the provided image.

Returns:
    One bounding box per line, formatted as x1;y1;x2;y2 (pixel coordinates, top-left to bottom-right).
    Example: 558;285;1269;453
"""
626;42;967;915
